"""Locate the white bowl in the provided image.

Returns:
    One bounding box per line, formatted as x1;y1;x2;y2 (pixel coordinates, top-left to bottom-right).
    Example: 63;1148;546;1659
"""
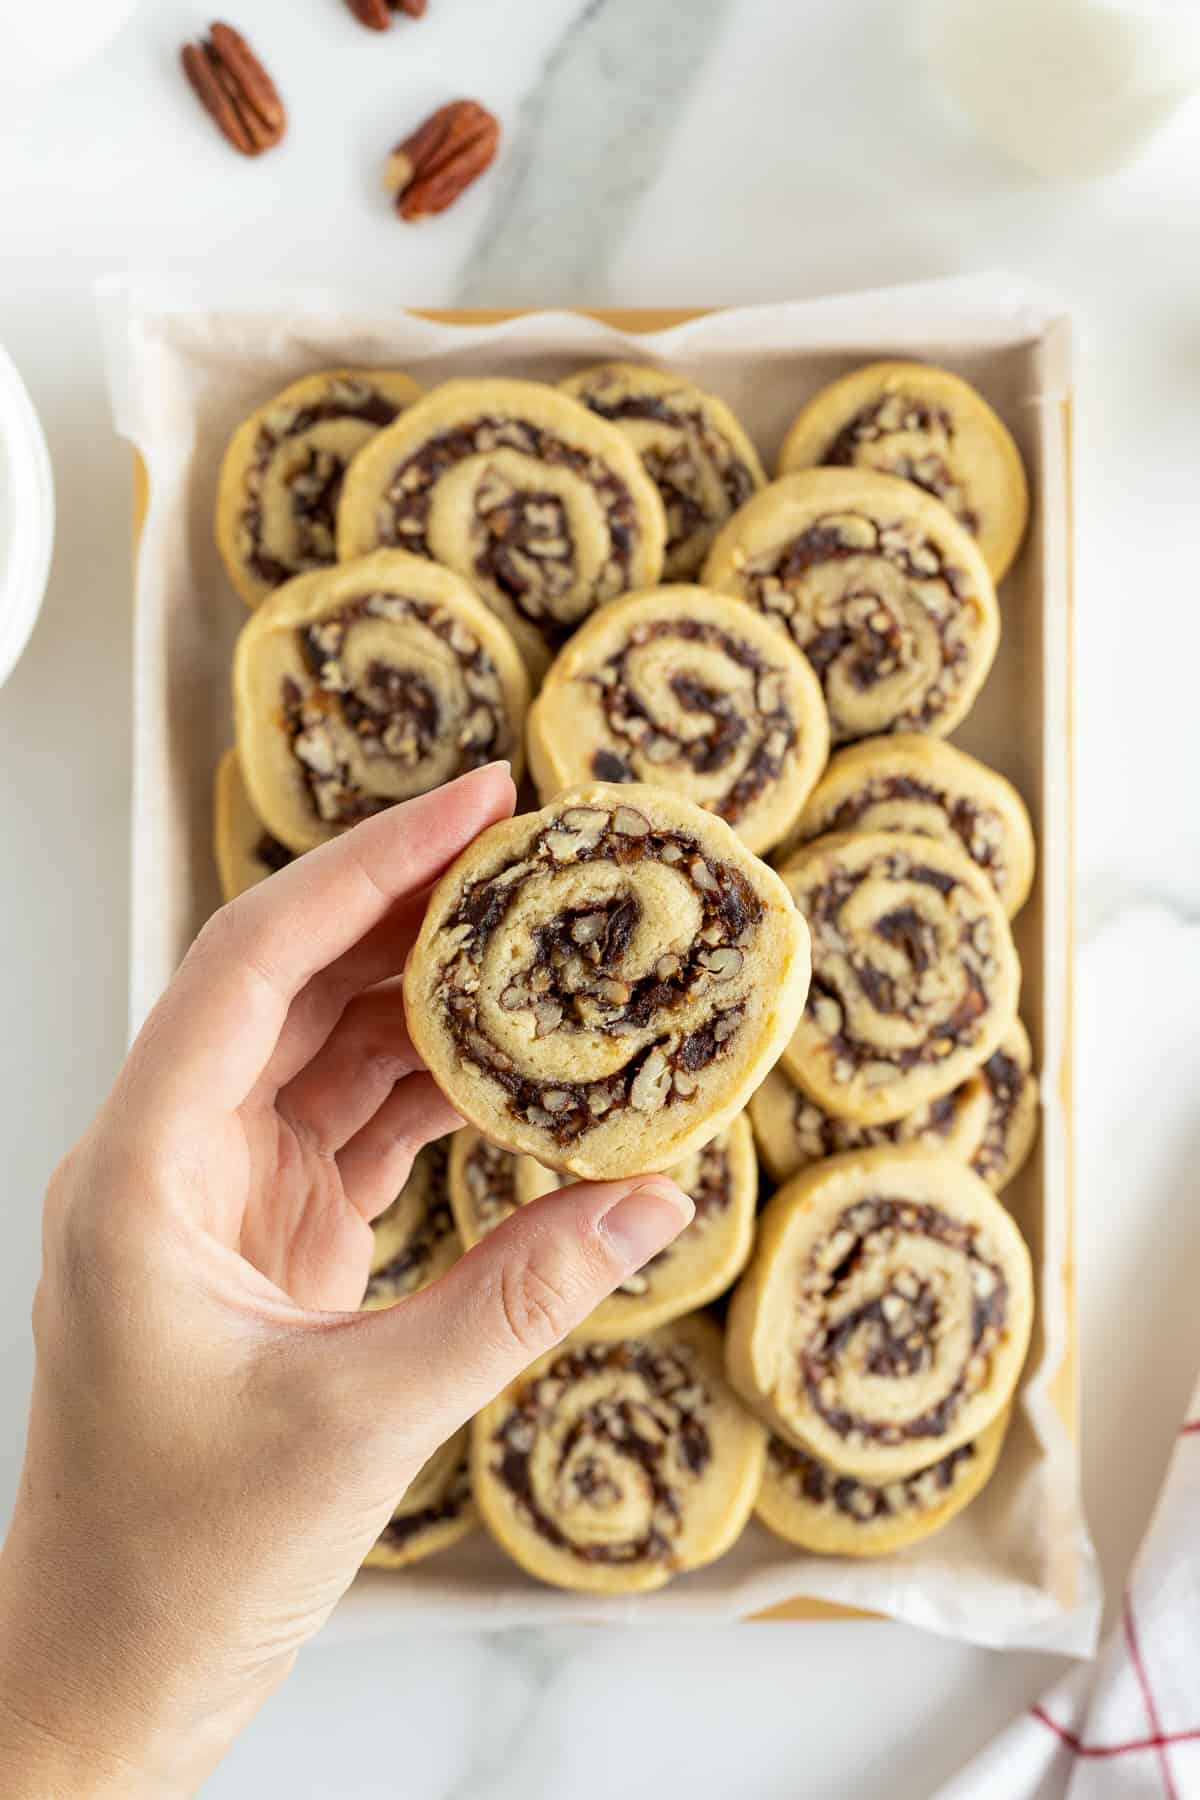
0;344;55;689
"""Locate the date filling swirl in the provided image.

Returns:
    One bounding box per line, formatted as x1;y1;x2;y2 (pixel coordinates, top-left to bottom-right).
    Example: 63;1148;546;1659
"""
582;618;798;821
364;1141;458;1307
574;390;760;577
281;591;515;828
492;1341;713;1566
781;832;1018;1124
823;396;976;535
767;1433;977;1526
795;1197;1007;1453
439;803;765;1146
245;383;401;584
376;417;640;654
742;510;978;740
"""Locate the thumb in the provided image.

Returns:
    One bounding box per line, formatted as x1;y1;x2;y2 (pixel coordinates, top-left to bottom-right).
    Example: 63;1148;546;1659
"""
350;1174;694;1451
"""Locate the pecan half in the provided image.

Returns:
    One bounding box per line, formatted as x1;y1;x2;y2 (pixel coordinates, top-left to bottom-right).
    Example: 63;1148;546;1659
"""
384;99;501;220
181;23;286;157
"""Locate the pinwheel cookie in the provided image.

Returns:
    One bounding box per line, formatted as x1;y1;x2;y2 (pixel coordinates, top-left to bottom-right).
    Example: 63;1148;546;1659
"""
216;368;423;608
403;784;812;1178
778;361;1029;583
726;1148;1033;1481
337;378;667;678
779;830;1020;1127
233;549;529;853
472;1314;766;1593
756;1411;1009;1557
750;1020;1038;1194
213;748;295;901
703;469;999;745
777;734;1035;919
526;586;829;857
364;1429;475;1570
362;1140;461;1310
560;362;765;579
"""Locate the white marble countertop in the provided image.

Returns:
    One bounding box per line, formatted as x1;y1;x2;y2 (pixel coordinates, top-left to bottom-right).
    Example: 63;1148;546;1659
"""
2;1;1199;1794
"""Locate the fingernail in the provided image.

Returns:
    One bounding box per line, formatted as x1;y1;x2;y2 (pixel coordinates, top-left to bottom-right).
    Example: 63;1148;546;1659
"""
599;1179;695;1268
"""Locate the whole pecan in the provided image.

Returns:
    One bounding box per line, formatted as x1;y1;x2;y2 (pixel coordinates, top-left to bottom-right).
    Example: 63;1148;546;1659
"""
181;22;286;157
384;99;501;220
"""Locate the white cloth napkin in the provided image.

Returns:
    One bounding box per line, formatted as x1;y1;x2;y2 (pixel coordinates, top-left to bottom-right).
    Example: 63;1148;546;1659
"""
938;1377;1200;1797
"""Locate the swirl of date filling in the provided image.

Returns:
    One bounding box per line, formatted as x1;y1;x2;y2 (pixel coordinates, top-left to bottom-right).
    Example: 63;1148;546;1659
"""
213;749;296;901
527;586;830;858
363;1428;477;1571
451;1117;758;1339
777;361;1030;583
361;1140;461;1311
472;1314;766;1594
216;368;424;609
776;734;1035;919
403;784;812;1179
703;468;999;745
233;549;530;854
726;1148;1033;1482
778;830;1020;1127
756;1410;1009;1557
751;1020;1038;1195
337;378;667;680
559;362;766;580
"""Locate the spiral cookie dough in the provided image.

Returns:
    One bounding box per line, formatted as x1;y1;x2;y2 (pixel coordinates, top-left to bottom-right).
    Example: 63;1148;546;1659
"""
362;1141;461;1310
777;735;1035;919
526;587;829;858
216;368;423;608
364;1429;476;1570
447;1130;523;1248
726;1148;1033;1482
751;1019;1038;1195
213;749;296;901
703;469;999;745
779;830;1019;1127
778;362;1029;584
472;1314;766;1593
403;784;812;1178
756;1410;1008;1557
517;1115;758;1338
337;379;667;679
559;363;766;580
233;549;529;854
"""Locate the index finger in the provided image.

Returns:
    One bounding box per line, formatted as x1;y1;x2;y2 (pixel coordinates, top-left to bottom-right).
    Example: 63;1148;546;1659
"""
123;763;515;1114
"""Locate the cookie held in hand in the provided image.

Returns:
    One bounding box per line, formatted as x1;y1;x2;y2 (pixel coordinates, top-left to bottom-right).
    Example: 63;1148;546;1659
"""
726;1147;1033;1482
472;1314;766;1593
404;783;811;1178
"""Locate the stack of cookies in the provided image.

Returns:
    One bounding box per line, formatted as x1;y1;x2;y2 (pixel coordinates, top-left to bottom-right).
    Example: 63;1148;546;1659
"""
211;355;1040;1592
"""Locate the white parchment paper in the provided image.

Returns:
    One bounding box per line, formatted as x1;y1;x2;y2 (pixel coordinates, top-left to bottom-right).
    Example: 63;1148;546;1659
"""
99;272;1099;1653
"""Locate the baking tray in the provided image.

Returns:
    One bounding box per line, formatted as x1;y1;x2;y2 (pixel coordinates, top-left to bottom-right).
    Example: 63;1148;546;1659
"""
117;281;1086;1644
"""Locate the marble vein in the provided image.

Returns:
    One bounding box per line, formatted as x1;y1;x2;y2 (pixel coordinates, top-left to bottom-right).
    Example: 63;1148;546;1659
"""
457;0;735;307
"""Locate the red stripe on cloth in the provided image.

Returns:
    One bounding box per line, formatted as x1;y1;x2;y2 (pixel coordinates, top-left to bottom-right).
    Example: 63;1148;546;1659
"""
1180;1421;1200;1436
1032;1708;1200;1760
1124;1596;1178;1799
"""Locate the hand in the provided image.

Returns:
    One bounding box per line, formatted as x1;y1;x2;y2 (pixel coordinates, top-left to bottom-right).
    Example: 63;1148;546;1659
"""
0;765;693;1799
